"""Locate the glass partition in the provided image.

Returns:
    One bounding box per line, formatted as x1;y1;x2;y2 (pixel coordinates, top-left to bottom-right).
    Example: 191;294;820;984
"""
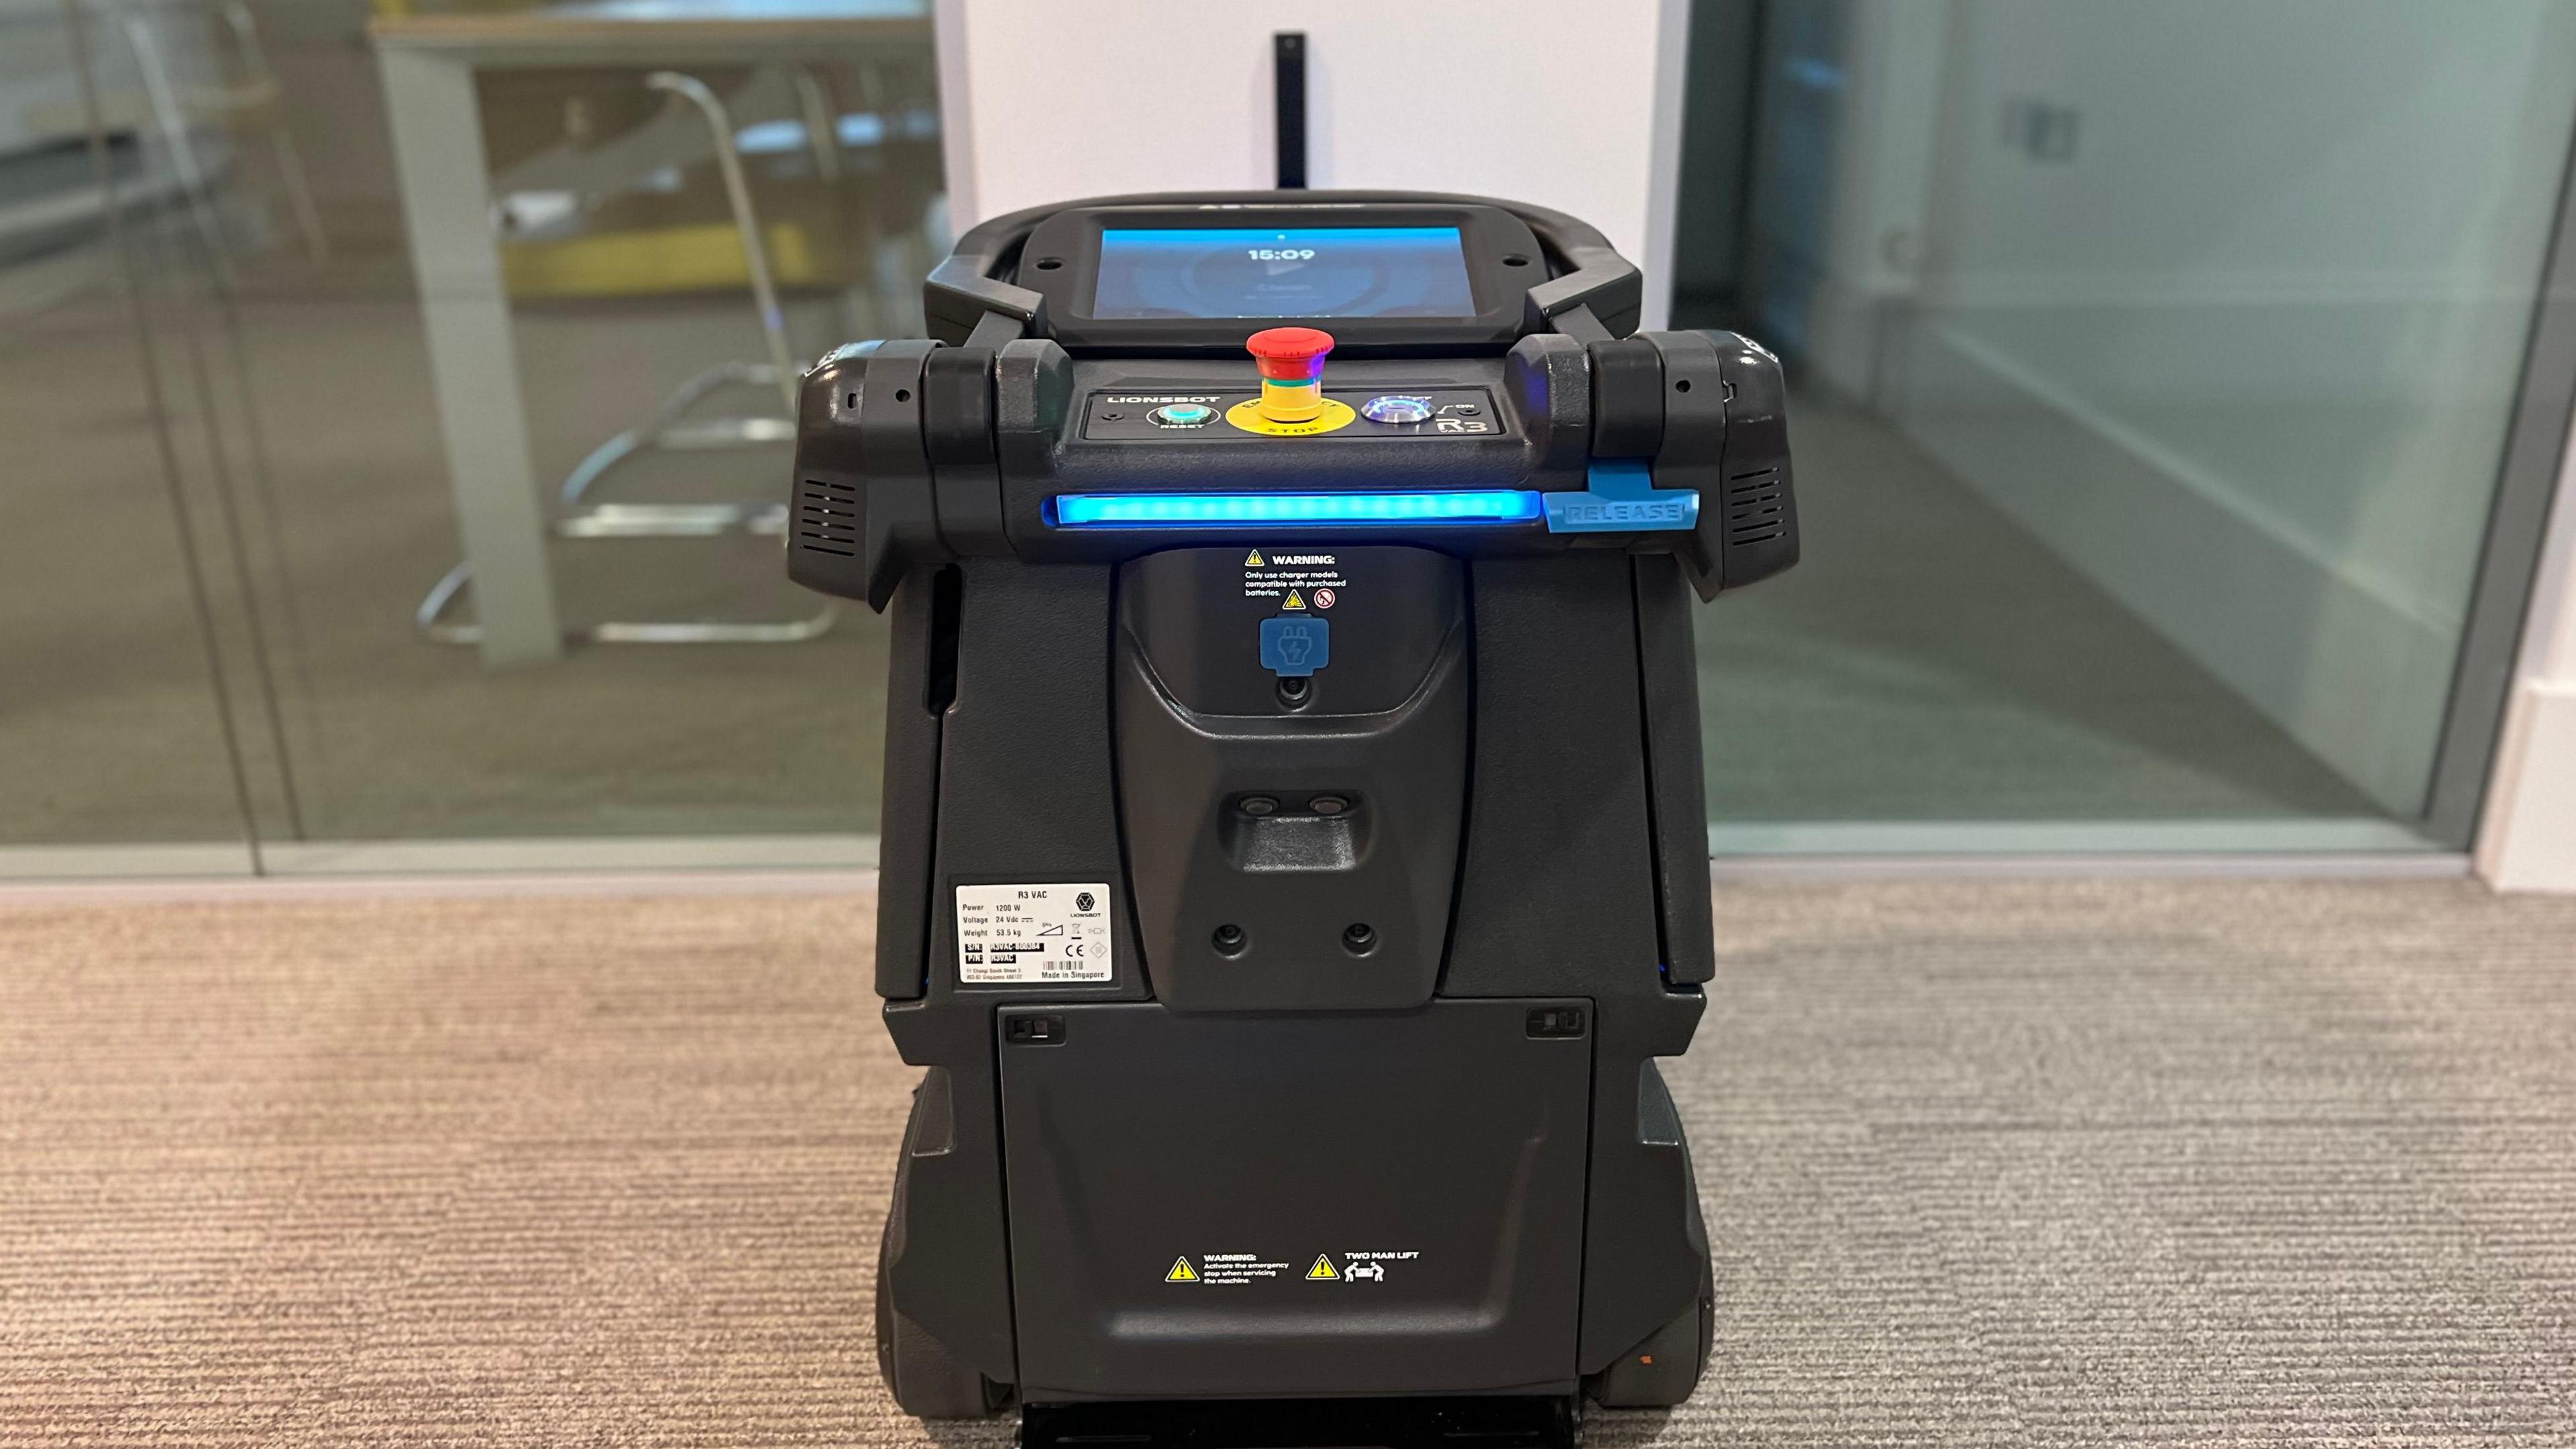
7;0;2575;875
1678;0;2576;853
3;0;945;874
0;0;266;874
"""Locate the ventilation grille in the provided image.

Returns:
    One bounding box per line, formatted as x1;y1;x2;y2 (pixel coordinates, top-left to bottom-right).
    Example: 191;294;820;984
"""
1723;468;1786;546
796;478;858;557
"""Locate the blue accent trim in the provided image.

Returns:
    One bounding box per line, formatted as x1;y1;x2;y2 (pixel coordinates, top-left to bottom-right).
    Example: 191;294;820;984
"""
1542;461;1701;533
1258;616;1329;677
1050;490;1542;529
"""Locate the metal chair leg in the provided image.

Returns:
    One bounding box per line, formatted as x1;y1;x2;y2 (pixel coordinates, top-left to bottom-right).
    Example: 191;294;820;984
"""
557;358;794;513
786;62;872;341
417;557;838;647
645;70;798;415
218;0;327;261
119;10;237;292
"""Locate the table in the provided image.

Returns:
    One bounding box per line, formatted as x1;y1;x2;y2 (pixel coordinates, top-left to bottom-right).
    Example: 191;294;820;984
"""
372;0;931;666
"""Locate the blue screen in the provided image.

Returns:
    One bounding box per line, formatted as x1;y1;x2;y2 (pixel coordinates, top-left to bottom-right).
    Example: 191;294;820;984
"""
1091;227;1476;319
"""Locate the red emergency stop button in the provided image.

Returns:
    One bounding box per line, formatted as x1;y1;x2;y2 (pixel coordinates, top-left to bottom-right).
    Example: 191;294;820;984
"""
1246;326;1335;378
1246;327;1334;421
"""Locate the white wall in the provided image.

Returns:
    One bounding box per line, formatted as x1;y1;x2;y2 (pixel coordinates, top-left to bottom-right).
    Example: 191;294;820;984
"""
1880;0;2576;815
932;0;1688;328
2479;424;2576;890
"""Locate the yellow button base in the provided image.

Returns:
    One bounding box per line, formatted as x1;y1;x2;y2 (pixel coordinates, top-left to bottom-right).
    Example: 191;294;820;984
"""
1226;397;1357;437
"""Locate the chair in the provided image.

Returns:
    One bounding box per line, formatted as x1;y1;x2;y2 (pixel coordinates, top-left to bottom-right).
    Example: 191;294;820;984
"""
416;68;839;647
115;0;328;282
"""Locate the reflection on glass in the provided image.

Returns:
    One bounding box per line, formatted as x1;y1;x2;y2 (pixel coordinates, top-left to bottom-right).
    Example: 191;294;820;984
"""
0;3;264;858
1;1;947;869
1680;0;2576;848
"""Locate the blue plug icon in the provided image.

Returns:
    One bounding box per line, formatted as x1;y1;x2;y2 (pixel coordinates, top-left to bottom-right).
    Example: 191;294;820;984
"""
1258;616;1330;678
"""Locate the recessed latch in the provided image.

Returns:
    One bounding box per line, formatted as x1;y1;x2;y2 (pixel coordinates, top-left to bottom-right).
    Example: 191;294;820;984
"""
1526;1006;1587;1039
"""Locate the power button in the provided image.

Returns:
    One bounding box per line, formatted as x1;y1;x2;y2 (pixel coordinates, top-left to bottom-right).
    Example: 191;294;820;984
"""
1150;402;1216;427
1360;394;1434;425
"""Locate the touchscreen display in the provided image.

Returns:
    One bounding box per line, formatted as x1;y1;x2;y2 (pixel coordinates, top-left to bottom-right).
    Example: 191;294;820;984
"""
1091;227;1477;319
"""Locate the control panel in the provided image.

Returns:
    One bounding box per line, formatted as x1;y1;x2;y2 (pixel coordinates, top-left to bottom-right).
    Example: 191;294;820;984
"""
1081;388;1502;441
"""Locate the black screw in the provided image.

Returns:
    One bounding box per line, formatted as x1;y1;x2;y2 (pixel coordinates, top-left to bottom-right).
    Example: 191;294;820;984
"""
1212;924;1247;956
1341;923;1376;955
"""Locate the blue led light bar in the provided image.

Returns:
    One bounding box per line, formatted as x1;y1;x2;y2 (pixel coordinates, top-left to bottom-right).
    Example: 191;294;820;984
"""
1050;490;1543;529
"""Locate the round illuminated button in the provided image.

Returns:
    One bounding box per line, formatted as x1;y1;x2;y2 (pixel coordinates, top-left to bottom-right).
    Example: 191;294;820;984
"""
1150;402;1216;427
1360;394;1434;425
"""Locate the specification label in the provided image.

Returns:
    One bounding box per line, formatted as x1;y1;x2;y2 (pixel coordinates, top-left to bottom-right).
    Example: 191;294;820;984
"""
955;883;1114;984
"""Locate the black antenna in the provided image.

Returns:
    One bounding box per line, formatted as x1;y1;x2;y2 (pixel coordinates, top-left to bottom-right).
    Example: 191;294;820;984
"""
1273;32;1307;189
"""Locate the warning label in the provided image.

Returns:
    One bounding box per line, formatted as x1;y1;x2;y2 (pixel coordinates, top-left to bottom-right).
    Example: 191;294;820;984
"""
1168;1253;1291;1286
1335;1249;1417;1283
955;883;1112;983
1162;1249;1416;1286
1243;550;1349;608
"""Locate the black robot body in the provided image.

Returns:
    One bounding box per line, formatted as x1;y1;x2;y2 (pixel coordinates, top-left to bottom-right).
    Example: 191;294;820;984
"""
788;191;1797;1440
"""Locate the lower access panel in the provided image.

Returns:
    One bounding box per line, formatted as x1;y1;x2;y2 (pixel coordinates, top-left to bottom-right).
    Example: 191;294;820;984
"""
998;1000;1593;1400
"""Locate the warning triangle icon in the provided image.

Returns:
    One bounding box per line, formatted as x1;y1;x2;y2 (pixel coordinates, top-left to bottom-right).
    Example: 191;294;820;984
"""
1244;550;1265;568
1167;1256;1199;1283
1306;1254;1338;1281
1283;590;1307;610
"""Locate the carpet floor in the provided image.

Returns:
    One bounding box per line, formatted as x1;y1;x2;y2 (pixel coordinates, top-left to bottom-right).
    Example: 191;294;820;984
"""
1;877;2571;1445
